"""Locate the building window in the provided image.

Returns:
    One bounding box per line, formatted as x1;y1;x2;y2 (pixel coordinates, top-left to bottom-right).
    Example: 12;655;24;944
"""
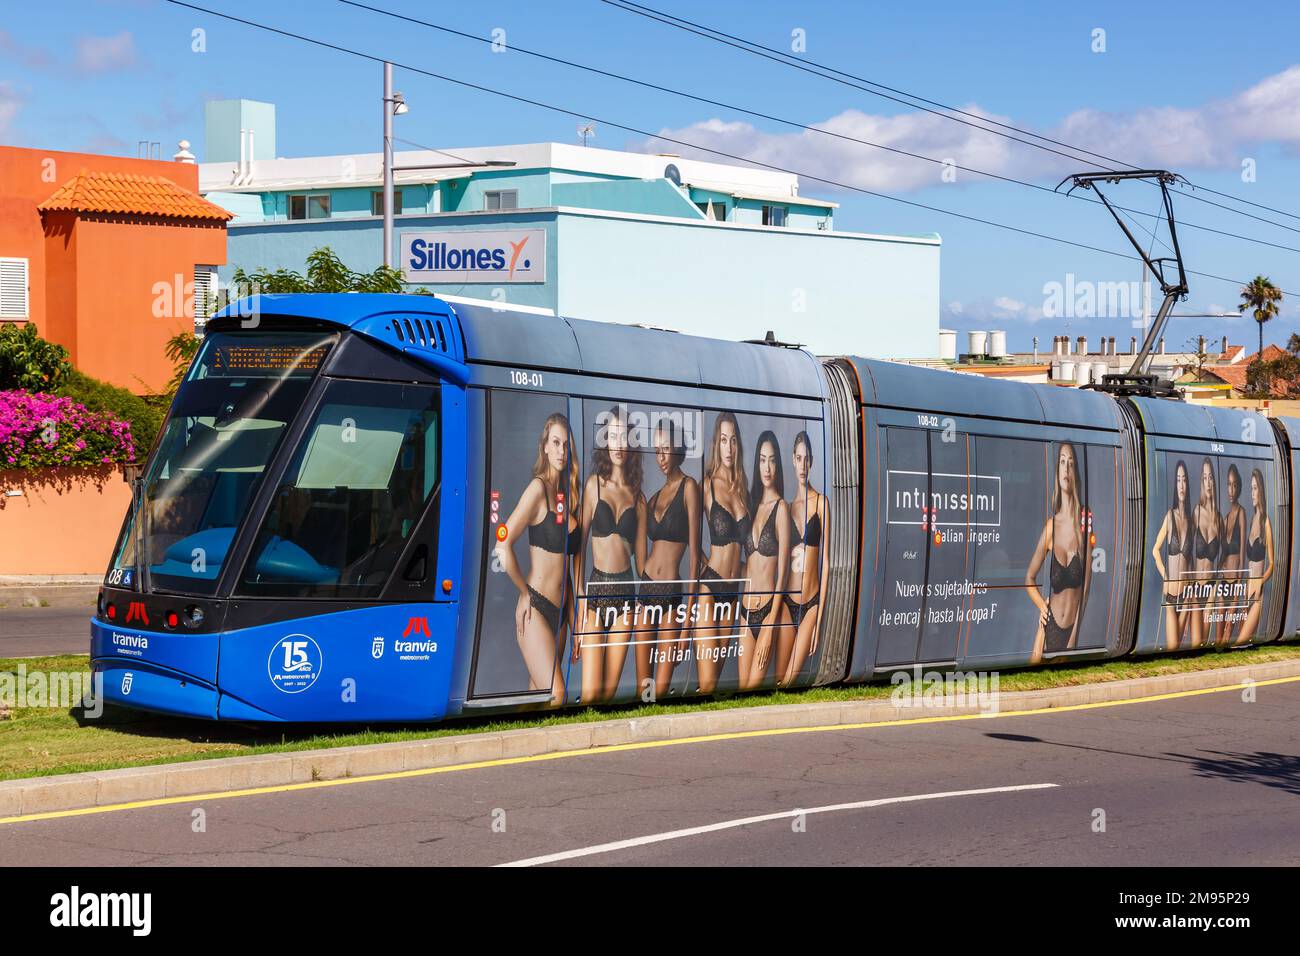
288;194;331;220
194;266;219;328
696;201;726;221
371;190;404;216
484;189;518;211
0;257;30;319
762;205;788;227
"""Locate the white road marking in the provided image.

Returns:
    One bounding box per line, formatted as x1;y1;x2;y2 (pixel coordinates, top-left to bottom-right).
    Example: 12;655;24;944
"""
496;782;1059;867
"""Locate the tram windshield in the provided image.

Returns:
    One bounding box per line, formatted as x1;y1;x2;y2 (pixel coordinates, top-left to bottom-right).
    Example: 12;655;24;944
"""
239;378;440;599
109;330;336;595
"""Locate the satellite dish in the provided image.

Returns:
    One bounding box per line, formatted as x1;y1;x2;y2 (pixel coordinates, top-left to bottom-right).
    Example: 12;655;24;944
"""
664;163;681;187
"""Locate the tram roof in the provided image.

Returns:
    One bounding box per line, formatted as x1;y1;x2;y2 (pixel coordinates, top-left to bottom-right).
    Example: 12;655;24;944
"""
838;355;1128;431
1128;395;1275;447
213;293;825;399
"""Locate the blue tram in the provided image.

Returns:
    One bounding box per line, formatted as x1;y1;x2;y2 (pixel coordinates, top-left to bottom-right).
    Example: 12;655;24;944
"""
90;294;1298;721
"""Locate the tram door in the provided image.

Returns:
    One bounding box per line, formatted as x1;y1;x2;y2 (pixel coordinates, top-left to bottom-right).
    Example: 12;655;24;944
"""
915;431;970;664
875;428;927;666
467;389;577;702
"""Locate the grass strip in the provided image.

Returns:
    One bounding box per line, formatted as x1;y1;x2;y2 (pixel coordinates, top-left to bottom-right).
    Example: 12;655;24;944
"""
1;642;1297;781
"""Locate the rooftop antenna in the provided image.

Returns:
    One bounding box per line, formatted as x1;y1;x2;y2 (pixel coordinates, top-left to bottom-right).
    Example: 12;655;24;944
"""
577;123;596;147
744;330;803;348
1057;169;1189;398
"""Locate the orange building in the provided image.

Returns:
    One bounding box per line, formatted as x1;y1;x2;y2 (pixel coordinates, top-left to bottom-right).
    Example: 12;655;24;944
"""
0;145;230;392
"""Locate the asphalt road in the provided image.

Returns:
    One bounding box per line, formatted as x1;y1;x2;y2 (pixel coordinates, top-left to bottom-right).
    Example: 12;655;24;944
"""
2;677;1298;866
0;588;94;658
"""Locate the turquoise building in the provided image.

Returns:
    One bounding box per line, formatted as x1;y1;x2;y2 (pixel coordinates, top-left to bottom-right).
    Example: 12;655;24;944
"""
200;102;940;357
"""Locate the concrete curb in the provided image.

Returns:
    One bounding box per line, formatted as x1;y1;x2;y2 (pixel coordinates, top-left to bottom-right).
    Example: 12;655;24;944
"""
0;578;99;610
2;657;1298;820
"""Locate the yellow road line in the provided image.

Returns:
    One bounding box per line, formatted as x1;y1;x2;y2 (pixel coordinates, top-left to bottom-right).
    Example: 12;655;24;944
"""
2;672;1297;827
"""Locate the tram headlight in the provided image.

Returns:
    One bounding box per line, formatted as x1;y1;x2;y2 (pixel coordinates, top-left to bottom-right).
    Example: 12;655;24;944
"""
183;605;204;629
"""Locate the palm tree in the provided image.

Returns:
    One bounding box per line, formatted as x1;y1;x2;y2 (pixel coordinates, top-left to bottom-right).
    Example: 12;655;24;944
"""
1238;275;1283;395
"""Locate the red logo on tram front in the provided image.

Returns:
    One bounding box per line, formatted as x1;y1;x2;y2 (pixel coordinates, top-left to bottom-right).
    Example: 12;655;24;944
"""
403;616;431;638
124;601;149;626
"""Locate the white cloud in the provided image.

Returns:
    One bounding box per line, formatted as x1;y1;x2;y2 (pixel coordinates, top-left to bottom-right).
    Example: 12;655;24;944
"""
636;64;1300;192
75;31;136;73
944;295;1047;326
641;105;1019;192
0;30;53;69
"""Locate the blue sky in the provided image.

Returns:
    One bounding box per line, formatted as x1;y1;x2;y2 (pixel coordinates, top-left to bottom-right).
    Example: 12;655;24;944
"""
3;0;1298;352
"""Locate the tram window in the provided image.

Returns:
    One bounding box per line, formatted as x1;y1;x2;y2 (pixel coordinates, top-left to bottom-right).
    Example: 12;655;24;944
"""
139;331;336;595
240;380;440;598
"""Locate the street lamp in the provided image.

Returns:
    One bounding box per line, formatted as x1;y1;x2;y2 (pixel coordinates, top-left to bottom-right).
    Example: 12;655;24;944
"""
382;62;407;269
381;62;515;273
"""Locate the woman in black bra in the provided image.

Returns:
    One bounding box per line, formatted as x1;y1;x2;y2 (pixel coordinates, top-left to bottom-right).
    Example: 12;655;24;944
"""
1239;467;1275;643
642;419;701;699
778;431;828;687
1217;464;1249;645
495;412;581;704
738;430;791;690
1189;457;1224;649
695;411;750;693
1151;459;1193;650
1025;441;1090;662
576;406;646;704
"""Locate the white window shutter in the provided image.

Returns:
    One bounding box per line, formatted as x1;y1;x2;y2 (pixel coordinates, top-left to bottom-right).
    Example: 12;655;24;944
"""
0;258;30;319
193;265;218;329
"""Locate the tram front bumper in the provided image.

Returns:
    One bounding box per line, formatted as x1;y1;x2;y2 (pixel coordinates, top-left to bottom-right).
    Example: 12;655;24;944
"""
91;618;220;720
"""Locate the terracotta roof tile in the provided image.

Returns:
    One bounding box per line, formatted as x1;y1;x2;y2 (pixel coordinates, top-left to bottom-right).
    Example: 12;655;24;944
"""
1252;343;1290;364
1206;365;1249;390
38;169;232;222
1206;344;1297;392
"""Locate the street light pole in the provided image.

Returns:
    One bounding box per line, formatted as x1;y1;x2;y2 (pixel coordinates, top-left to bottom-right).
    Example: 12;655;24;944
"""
379;65;514;275
382;61;395;269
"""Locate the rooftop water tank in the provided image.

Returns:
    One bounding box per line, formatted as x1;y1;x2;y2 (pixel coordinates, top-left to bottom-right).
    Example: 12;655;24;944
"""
938;329;957;362
988;330;1007;358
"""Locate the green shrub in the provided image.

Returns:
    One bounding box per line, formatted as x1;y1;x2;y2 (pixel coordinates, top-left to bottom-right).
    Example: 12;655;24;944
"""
0;322;72;392
54;370;165;458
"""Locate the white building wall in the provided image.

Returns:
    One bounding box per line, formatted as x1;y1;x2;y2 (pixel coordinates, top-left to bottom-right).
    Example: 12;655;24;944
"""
555;211;940;358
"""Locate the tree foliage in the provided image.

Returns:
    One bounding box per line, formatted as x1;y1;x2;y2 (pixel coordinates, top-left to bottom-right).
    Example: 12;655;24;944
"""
216;246;408;304
0;322;72;392
164;330;203;395
1238;276;1283;397
1251;333;1300;399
